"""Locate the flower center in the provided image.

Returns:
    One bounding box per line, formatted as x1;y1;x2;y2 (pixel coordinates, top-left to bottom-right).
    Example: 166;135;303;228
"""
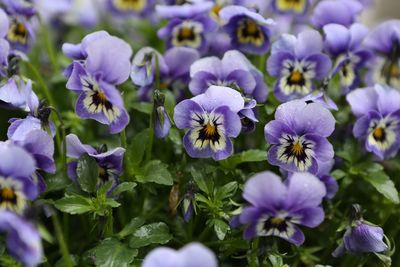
237;19;264;46
0;187;16;203
8;21;28;44
368;117;398;151
113;0;145;11
288;70;304;85
372;127;385;141
82;76;122;123
277;135;314;171
190;111;226;152
276;0;306;13
172;21;202;48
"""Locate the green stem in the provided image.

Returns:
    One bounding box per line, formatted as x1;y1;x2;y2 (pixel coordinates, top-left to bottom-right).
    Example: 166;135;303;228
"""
52;212;73;267
41;23;59;74
249;238;259;267
104;212;114;237
49;107;67;175
24;60;56;108
145;54;160;162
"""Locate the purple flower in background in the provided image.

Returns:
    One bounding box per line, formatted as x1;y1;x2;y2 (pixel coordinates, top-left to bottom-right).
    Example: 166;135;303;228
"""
271;0;311;16
347;84;400;159
323;23;371;92
311;0;363;28
64;31;132;134
6;78;56;140
333;221;388;257
106;0;154;17
0;8;10;76
3;0;38;52
264;100;335;174
156;2;217;52
267;30;332;102
220;5;273;55
333;205;388;257
315;159;338;200
239;171;326;245
154;93;172;139
300;91;338;111
364;20;400;88
132;46;200;101
0;211;42;267
189;49;268;102
174;85;244;160
142;242;218;267
66;134;125;191
189;50;268;132
0;141;38;214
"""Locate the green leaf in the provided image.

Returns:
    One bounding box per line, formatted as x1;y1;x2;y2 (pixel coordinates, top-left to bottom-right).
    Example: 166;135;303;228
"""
215;182;238;200
111;182;137;197
129;222;172;248
213;219;230;240
116;218;145;239
127;129;150;171
364;171;400;204
331;169;346;180
54;194;93;215
131;102;152;114
219;149;267;169
168;128;182;146
76;153;99;193
191;167;213;195
374;253;392;267
136;160;173;185
88;238;137;267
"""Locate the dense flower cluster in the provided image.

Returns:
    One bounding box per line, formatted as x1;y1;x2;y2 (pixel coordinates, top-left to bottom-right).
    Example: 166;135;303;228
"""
0;0;398;266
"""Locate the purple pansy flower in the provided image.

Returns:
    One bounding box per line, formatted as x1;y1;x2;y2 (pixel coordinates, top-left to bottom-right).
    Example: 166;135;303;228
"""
156;2;217;52
189;49;268;132
315;159;338;200
174;85;244;160
64;31;132;134
219;5;273;55
346;84;400;160
0;141;38;214
239;171;326;245
333;221;388;257
364;20;400;89
264;100;335;174
311;0;363;28
323;23;371;92
270;0;311;16
66;134;125;192
300;91;338;111
6;78;56;140
142;242;217;267
267;29;332;102
189;49;268;102
3;0;38;53
0;7;10;75
132;46;200;101
106;0;154;17
154;103;172;139
0;211;42;267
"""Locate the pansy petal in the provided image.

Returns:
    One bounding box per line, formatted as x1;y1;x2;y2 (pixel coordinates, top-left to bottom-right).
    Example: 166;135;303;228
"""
346;87;378;117
174;99;204;129
66;134;96;158
285;172;326;211
243;171;286;209
180;243;218;267
0;142;36;178
295;207;325;227
85;36;132;85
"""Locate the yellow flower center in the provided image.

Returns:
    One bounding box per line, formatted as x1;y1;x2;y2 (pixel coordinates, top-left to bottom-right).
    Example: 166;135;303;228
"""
289;71;303;83
1;187;15;201
204;123;217;137
290;141;304;156
271;217;285;225
373;127;385;141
